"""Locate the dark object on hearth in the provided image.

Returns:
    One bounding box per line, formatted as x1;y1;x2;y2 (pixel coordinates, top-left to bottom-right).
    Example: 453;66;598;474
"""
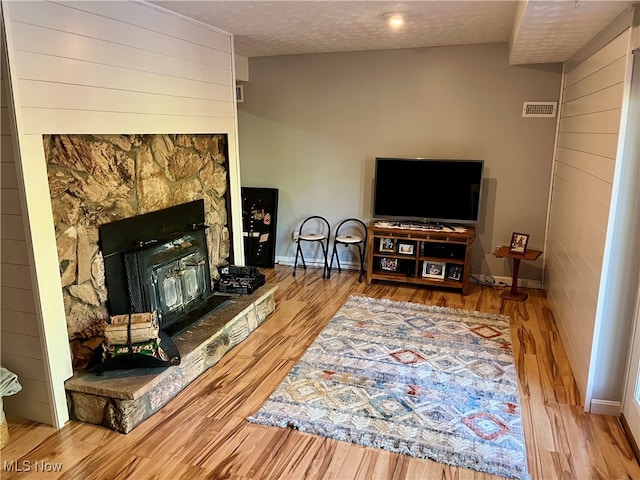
89;330;181;374
219;265;266;294
242;187;278;268
222;265;260;278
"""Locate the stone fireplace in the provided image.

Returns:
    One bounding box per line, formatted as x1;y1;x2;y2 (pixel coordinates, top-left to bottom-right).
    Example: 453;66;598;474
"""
44;134;233;370
50;134;279;433
99;199;230;339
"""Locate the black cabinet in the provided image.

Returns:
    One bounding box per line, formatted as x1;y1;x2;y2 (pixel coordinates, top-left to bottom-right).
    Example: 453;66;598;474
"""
241;187;278;268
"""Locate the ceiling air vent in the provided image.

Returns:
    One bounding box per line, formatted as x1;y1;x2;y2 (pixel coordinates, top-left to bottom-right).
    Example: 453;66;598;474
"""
522;101;557;118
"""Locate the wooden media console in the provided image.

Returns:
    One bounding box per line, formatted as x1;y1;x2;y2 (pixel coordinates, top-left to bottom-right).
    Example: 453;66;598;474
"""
366;222;475;294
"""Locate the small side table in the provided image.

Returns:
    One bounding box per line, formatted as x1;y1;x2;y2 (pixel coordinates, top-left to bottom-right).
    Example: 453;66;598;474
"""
494;246;542;302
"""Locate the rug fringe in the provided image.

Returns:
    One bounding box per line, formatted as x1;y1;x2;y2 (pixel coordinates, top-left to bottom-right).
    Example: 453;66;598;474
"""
247;412;530;480
346;295;512;323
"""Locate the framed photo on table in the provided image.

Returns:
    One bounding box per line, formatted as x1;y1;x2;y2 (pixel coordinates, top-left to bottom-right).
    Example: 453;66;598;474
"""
422;261;446;279
380;257;399;272
509;232;529;254
379;237;396;253
397;242;415;255
446;264;463;281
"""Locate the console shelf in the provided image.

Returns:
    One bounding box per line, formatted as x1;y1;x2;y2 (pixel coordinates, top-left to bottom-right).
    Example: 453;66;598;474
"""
366;223;475;294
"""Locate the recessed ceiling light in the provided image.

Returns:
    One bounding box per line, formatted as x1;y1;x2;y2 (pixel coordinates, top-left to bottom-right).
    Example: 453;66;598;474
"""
384;12;406;28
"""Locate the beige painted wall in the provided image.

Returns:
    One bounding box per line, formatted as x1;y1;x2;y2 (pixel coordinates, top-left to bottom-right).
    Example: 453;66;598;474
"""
238;44;562;282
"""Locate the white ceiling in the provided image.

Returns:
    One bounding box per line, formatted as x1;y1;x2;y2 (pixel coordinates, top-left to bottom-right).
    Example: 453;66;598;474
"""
151;1;633;65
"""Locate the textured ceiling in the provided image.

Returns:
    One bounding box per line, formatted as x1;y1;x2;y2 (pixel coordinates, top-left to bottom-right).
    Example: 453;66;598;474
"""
151;1;633;65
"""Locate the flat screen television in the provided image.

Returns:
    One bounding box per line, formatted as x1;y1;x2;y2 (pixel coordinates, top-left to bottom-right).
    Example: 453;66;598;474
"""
373;157;484;225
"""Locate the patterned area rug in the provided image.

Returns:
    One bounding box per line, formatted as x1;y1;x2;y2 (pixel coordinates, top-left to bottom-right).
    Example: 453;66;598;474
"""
248;296;529;479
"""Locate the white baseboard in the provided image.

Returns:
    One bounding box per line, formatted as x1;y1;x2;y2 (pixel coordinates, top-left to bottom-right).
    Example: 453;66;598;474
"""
493;275;543;290
276;258;542;286
589;399;621;416
276;255;361;270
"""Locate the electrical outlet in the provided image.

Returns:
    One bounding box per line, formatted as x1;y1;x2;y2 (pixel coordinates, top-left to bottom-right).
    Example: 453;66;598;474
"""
292;231;299;242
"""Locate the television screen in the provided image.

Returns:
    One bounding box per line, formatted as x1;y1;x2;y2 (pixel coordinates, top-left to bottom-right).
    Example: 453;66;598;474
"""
373;158;484;225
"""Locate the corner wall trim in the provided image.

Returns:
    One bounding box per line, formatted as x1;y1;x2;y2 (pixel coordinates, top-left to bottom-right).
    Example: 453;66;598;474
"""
589;399;622;416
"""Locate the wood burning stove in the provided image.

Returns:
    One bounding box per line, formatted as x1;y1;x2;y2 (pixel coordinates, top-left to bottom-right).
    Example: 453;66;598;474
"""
100;200;230;338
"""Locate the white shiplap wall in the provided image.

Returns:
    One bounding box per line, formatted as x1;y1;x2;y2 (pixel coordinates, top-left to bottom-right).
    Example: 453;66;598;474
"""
1;19;53;425
545;30;630;404
1;0;242;426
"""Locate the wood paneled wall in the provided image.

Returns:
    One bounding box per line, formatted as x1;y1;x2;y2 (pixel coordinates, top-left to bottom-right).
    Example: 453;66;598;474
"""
1;0;240;426
545;31;630;406
1;20;52;425
4;1;236;134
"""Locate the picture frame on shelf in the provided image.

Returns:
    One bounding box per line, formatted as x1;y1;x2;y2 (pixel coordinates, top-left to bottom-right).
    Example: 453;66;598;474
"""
397;242;415;255
446;264;463;281
380;257;399;272
379;237;396;253
509;232;529;254
422;261;446;279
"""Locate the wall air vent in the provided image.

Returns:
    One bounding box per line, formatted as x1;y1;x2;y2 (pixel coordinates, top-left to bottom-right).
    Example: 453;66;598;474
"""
522;101;557;117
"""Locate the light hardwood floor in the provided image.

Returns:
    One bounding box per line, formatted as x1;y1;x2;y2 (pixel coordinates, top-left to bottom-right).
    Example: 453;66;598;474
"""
3;265;640;479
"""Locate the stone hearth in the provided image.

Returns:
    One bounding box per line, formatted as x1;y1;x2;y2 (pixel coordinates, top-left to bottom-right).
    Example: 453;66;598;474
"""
65;285;276;433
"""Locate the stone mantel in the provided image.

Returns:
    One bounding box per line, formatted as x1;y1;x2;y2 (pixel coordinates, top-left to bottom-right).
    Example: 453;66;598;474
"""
65;285;277;433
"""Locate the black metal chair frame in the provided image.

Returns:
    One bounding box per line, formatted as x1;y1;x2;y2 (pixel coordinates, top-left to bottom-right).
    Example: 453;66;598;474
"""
293;216;331;278
328;218;368;282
